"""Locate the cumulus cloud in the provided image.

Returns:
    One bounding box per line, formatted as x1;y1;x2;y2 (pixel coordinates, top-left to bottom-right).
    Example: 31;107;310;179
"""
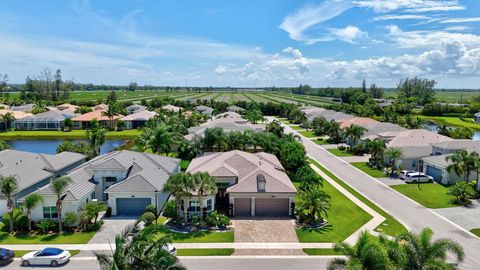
214;65;228;75
329;26;367;43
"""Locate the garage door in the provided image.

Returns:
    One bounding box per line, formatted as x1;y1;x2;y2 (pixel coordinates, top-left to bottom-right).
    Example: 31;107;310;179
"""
234;198;251;216
116;198;151;216
255;198;289;217
426;166;443;183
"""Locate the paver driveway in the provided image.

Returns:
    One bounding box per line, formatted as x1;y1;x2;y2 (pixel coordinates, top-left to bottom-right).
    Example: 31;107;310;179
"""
233;218;299;243
88;216;137;244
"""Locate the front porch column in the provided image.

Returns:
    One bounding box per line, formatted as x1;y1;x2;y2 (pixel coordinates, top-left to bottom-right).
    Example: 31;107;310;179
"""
250;197;255;216
288;197;293;216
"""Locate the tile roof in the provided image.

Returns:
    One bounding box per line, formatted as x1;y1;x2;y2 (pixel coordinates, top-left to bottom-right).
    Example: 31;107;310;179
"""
162;104;183;112
422;154;451;168
72;109;123;122
187;150;296;194
215;112;243;119
0;110;33;120
227;105;245;112
386;129;453;158
186;118;265;140
120;110;156;121
431;140;480;152
15;110;74;123
338;117;379;129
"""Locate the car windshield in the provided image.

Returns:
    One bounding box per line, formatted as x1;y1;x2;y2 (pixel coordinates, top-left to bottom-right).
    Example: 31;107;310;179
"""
0;249;8;256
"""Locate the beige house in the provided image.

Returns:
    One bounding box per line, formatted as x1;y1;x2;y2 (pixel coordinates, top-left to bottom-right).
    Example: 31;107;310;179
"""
186;150;296;217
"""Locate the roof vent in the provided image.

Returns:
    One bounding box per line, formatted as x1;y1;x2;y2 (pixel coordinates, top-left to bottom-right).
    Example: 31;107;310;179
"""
257;174;266;192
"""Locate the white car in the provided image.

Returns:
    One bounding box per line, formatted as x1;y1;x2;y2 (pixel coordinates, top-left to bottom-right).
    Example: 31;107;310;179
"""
399;170;416;180
21;248;71;267
404;172;434;183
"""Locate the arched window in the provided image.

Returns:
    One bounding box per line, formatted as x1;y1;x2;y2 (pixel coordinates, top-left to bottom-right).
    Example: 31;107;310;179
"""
257;174;266;192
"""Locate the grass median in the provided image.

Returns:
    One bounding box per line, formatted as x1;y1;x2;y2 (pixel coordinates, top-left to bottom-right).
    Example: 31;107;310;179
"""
309;159;408;237
177;249;234;256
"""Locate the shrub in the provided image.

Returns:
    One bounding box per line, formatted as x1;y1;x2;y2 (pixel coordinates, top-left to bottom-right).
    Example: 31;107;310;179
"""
163;200;177;219
141;212;156;226
337;145;347;151
145;204;156;214
448;181;475;206
2;208;23;230
64;212;78;229
15;214;28;231
37;219;56;234
218;215;230;228
191;215;200;226
205;211;230;228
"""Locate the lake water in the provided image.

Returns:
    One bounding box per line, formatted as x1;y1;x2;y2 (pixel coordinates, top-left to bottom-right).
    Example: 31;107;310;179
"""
7;140;126;155
423;122;480;141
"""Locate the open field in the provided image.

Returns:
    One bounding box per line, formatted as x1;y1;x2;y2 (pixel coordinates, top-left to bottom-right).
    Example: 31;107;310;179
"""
384;90;480;103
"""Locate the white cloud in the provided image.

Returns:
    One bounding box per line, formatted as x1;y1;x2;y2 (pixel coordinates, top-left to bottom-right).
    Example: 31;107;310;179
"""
353;0;464;13
214;65;228;75
441;17;480;23
330;26;367;43
373;14;432;21
279;0;352;43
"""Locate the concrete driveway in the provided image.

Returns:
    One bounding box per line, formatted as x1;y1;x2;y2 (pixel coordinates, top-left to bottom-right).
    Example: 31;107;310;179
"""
88;216;138;244
434;200;480;231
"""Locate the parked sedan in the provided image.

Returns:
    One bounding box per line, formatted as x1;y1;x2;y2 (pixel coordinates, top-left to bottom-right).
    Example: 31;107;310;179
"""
404;172;434;183
399;170;416;180
21;248;71;267
0;248;14;265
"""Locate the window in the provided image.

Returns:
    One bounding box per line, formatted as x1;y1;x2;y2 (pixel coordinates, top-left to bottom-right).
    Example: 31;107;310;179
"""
189;200;200;212
43;206;58;219
257;174;266;192
206;199;212;210
105;177;117;183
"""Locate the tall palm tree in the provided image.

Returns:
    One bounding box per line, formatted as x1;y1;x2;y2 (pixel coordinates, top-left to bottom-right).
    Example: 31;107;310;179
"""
95;222;185;270
24;193;42;231
385;147;403;175
297;187;331;225
344;124;367;146
0;176;17;232
149;124;174;155
102;103;119;130
192;172;217;221
446;150;475;182
1;112;15;130
397;227;464;269
87;125;106;158
471;151;480;190
367;139;386;167
163;173;196;224
202;127;226;152
329;231;395;270
326;120;342;144
52;176;72;232
241;130;256;151
266;120;284;137
226;131;243;151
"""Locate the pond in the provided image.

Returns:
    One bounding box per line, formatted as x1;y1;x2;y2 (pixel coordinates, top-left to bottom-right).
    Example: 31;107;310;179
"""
7;140;127;155
423;122;480;141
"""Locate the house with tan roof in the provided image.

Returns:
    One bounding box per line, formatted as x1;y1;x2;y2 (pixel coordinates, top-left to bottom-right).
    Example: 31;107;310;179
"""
29;150;181;220
120;110;156;129
186;150;296;217
72;109;123;129
162;104;183;113
337;117;379;129
56;103;78;112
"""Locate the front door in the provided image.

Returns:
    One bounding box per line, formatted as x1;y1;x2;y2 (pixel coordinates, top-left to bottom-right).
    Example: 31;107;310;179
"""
215;188;230;215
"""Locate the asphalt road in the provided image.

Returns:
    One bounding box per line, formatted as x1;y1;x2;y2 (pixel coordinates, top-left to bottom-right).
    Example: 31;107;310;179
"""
4;257;335;270
280;123;480;269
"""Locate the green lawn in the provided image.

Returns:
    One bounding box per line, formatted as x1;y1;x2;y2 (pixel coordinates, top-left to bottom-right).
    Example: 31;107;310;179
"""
327;148;353;157
391;183;456;208
351;162;386;178
303;249;340;255
309;159;407;237
470;228;480;237
0;129;139;140
180;160;191;171
315;139;328;145
157;227;234;243
299;130;317;138
14;250;80;258
177;249;234;256
290;125;304;131
0;229;96;244
420;116;480;131
294;180;373;243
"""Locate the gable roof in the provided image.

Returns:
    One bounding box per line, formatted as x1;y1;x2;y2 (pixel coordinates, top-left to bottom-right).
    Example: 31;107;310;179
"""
386;129;453;158
431;140;480;152
338;117;379;129
0;110;33;120
186;117;265;140
120;110;156;121
72;109;123;122
187;150;296;194
227;105;245;112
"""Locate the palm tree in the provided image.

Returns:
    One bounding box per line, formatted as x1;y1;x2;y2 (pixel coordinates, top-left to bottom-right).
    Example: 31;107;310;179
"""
163;173;196;224
95;222;185;270
1;112;15;130
24;193;42;231
202;127;226;152
266;120;284;137
87;125;106;158
192;172;217;221
326;120;342;144
149;124;174;155
0;176;17;232
297;187;331;225
446;150;475;182
471;151;480;190
367;139;386;167
344;124;367;146
226;131;243;151
52;176;72;232
241;130;256;151
385;147;403;175
397;227;464;269
329;231;396;270
102;103;119;130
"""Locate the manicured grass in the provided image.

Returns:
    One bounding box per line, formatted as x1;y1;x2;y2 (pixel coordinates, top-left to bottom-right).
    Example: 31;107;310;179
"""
0;229;96;244
391;183;456;208
470;228;480;237
327;148;353;157
180;160;191;171
351;162;386;178
303;248;340;255
290;125;304;131
299;130;317;138
315;139;328;145
420;116;480;131
294;180;373;243
0;129;139;140
157;227;234;243
309;159;408;237
177;249;234;256
157;216;168;225
14;250;80;258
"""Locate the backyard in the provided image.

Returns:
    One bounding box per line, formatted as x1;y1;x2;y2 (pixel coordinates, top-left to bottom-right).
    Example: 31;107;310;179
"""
391;183;456;208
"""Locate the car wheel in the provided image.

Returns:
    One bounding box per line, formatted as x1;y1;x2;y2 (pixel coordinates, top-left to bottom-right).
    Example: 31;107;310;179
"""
51;260;58;267
22;260;30;267
428;179;433;183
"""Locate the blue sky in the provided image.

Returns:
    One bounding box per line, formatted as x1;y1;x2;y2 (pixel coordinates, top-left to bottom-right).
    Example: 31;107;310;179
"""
1;0;480;88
